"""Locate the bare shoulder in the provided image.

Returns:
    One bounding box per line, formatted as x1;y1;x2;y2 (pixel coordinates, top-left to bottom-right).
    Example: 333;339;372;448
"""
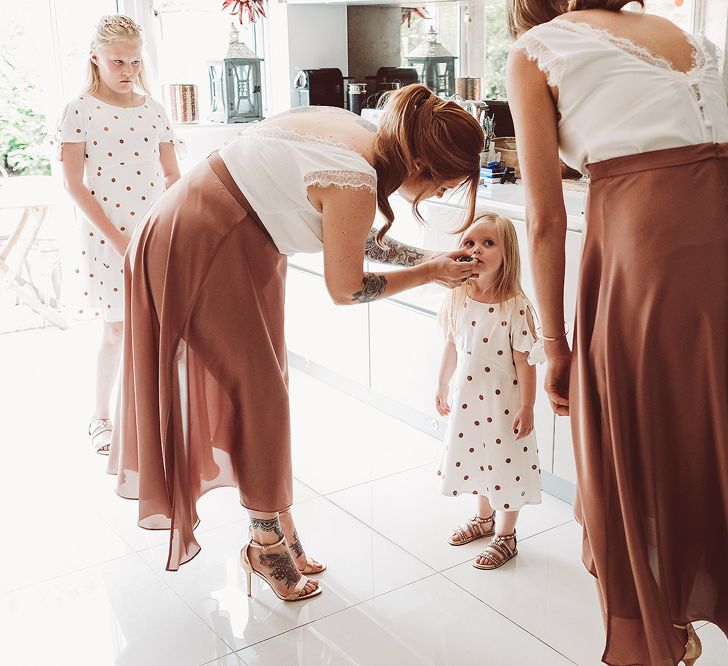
261;109;377;165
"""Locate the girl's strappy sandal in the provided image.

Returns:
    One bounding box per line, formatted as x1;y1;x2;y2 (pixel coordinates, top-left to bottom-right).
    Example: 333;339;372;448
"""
89;417;112;455
448;511;496;546
473;530;518;570
240;536;322;602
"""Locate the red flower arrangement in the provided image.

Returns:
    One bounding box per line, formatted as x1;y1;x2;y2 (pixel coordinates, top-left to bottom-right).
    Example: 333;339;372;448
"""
222;0;267;24
401;7;431;28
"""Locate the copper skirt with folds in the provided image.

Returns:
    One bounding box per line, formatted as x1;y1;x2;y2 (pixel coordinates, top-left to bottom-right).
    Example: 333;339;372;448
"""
572;142;728;665
107;152;291;571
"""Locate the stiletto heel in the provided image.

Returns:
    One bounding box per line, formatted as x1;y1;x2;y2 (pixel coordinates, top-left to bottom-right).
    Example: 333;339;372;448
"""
240;536;322;602
674;623;702;665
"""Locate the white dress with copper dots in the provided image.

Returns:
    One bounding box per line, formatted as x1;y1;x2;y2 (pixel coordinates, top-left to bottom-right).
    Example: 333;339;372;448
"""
57;94;181;321
439;295;542;511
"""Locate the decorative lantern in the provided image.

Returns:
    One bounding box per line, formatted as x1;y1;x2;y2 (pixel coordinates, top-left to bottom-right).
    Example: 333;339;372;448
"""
406;26;457;97
208;24;264;123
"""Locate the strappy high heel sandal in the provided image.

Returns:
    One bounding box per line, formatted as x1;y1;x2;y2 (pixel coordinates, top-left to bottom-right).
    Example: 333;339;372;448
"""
240;536;322;602
473;530;517;570
89;417;112;455
448;511;496;546
277;508;326;574
674;623;702;665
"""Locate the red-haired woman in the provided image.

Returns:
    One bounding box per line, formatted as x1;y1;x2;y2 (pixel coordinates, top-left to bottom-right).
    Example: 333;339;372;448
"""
108;84;484;602
506;1;728;663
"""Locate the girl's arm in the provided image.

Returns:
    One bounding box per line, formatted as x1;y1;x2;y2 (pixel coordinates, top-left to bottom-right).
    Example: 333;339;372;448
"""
435;339;457;416
512;309;538;440
315;186;475;305
159;142;181;189
512;350;536;440
506;48;571;416
60;142;129;257
364;228;439;267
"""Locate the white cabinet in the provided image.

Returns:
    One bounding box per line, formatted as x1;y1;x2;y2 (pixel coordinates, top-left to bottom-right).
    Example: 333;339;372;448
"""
368;299;443;432
285;266;369;386
283;191;584;493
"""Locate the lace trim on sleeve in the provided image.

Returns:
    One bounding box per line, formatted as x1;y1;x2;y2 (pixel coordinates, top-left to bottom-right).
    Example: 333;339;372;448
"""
512;33;565;88
304;170;377;194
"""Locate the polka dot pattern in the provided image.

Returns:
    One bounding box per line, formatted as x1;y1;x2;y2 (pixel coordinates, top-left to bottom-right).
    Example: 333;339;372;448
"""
57;94;180;322
439;294;542;511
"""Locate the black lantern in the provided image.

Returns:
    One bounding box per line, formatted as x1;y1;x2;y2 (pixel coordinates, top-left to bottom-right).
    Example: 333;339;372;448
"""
208;24;264;123
406;26;457;97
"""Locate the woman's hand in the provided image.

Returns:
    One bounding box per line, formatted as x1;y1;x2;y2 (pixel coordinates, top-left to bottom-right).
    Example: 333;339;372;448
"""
109;230;131;257
435;383;451;417
426;250;478;288
512;406;534;440
545;340;571;416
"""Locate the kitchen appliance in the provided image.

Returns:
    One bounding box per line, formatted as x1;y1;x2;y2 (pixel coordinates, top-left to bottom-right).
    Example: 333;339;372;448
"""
375;67;419;91
293;68;345;108
348;83;367;115
485;100;515;137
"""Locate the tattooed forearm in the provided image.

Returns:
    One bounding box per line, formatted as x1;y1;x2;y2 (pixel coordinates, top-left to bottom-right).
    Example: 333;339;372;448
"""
289;530;304;558
352;273;388;303
250;516;285;541
364;228;432;267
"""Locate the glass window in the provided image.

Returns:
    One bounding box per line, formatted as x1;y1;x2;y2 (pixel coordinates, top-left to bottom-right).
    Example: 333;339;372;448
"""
401;6;460;74
151;0;260;122
644;0;696;32
0;1;117;177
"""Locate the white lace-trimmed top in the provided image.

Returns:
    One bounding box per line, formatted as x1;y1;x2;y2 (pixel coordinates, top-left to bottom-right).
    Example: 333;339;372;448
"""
512;19;728;173
219;119;378;256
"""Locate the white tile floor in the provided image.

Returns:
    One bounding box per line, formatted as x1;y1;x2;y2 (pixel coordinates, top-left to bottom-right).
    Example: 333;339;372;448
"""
1;322;726;666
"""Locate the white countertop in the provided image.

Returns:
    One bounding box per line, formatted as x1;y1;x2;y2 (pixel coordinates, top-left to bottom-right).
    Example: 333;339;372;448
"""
474;182;585;233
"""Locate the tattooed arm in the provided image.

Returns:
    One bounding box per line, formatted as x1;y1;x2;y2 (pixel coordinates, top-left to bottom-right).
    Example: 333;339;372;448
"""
313;186;476;306
364;228;438;267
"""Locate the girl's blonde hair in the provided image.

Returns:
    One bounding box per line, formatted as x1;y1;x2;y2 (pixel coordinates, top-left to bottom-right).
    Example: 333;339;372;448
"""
442;212;525;340
373;84;484;246
85;14;150;95
506;0;644;38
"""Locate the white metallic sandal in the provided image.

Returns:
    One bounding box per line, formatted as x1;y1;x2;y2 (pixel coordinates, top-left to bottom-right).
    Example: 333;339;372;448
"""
89;417;112;455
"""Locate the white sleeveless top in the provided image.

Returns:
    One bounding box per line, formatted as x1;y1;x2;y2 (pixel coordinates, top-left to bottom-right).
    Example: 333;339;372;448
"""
512;19;728;173
219;122;378;256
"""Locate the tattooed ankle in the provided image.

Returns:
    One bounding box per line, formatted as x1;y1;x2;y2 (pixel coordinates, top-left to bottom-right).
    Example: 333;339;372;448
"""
250;516;285;540
258;551;300;589
290;530;304;558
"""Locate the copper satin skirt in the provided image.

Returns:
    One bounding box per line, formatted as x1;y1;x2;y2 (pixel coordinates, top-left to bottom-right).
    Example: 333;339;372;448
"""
572;142;728;665
108;152;291;571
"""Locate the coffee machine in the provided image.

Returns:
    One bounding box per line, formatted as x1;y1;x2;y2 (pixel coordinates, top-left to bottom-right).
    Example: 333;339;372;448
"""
293;68;345;108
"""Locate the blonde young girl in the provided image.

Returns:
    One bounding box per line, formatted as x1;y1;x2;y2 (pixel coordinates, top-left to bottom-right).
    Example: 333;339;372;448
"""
57;15;181;454
436;212;542;570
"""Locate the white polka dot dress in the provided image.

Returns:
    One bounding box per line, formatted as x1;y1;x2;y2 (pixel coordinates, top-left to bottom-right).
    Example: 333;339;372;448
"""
438;295;542;511
57;94;180;321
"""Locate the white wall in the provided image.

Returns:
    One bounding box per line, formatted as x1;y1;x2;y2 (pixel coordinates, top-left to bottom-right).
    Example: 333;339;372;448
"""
262;3;349;114
286;5;348;108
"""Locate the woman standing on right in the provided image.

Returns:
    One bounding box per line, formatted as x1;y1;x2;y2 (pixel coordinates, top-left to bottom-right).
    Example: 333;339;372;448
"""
506;1;728;664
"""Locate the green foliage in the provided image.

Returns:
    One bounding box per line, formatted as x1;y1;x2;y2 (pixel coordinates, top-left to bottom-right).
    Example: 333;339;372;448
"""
484;3;510;99
0;50;51;176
